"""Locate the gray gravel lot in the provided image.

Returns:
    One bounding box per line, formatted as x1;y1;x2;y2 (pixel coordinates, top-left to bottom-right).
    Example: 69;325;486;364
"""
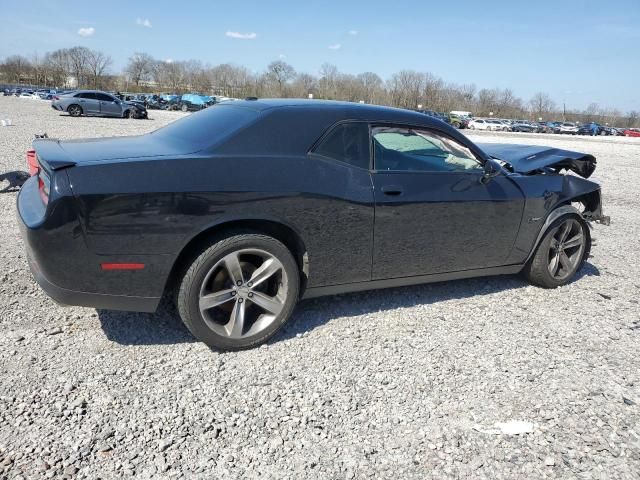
0;96;639;479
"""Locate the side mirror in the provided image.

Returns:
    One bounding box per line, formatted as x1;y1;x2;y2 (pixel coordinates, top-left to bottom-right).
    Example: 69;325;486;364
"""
480;159;502;184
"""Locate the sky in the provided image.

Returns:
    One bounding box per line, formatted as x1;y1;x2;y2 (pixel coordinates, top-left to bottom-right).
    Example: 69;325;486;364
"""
1;0;639;111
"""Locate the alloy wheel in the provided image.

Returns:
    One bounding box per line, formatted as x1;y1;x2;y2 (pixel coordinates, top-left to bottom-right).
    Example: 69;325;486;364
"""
547;218;585;280
198;249;288;339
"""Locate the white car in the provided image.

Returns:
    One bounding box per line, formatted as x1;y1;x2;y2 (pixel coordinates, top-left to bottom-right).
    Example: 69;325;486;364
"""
557;122;579;134
468;119;510;131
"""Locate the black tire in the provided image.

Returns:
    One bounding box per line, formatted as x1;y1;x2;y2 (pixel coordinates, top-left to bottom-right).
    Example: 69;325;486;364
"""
522;213;591;288
67;104;83;117
181;104;189;112
176;232;300;351
123;109;131;119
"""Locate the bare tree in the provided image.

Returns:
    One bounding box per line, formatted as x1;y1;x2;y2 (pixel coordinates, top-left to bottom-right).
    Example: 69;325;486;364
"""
529;92;556;120
388;70;424;108
66;46;91;88
291;72;317;98
318;63;339;99
626;111;639;128
266;60;296;96
1;55;31;83
357;72;383;103
86;49;112;88
44;49;71;87
125;52;155;87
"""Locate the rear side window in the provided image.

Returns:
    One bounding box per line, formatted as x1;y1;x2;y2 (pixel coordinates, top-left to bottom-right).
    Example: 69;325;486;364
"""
152;104;259;151
313;122;370;169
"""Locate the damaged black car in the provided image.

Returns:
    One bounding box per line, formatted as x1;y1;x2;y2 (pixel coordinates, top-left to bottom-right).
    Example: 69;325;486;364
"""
17;99;609;350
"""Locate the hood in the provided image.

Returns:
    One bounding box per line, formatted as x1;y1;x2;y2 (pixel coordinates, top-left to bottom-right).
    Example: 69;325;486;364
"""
477;143;596;178
33;134;201;169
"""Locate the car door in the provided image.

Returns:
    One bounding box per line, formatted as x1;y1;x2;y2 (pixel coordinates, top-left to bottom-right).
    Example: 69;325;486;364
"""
76;92;100;115
371;124;525;280
96;92;122;117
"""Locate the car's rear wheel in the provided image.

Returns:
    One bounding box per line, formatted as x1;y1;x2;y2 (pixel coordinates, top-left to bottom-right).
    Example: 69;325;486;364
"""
523;214;590;288
123;109;131;119
176;232;300;350
67;105;82;117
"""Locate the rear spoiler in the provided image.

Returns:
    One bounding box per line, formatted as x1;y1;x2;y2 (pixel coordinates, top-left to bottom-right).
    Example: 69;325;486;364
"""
32;139;76;172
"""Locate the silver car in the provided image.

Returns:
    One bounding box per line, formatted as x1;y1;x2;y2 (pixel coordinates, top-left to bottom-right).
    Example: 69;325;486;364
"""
51;90;146;118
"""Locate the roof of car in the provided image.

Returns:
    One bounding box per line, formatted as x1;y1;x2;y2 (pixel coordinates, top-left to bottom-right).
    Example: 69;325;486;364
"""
225;98;444;125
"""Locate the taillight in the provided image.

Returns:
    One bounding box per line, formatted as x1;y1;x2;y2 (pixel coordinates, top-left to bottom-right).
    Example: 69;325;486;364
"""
38;174;50;205
26;149;39;176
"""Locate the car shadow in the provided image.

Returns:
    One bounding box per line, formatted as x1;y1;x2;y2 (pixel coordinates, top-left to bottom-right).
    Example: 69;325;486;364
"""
97;297;197;345
97;263;600;347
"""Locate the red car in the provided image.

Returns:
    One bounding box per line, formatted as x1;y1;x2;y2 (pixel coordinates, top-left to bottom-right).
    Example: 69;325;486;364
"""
624;128;640;137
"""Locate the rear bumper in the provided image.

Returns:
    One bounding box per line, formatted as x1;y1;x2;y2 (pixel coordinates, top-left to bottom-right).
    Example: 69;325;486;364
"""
26;252;160;312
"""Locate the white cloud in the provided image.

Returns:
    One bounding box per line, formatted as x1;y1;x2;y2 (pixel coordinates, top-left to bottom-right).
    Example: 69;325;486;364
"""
226;31;257;40
328;43;341;50
77;27;95;37
164;58;173;64
278;53;286;59
136;18;152;28
348;30;358;36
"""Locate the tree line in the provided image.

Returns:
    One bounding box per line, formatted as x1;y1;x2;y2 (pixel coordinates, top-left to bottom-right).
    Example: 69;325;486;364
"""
1;47;638;127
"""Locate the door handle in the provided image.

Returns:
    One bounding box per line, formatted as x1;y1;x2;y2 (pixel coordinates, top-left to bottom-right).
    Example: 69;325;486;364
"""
381;185;403;196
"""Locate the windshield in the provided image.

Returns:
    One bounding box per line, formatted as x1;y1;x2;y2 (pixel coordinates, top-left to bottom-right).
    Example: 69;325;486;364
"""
151;104;259;150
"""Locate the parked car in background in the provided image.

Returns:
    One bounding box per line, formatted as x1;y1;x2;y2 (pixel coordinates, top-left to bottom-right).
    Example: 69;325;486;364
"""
468;118;492;130
498;120;513;131
162;95;182;110
541;122;561;134
51;90;148;119
176;94;215;112
449;113;470;129
143;94;167;109
18;99;608;350
557;122;579;135
624;128;640;137
511;120;538;133
577;123;606;136
484;119;509;131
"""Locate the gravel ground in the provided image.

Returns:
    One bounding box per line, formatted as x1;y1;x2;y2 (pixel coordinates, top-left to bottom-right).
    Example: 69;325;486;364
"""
0;96;639;479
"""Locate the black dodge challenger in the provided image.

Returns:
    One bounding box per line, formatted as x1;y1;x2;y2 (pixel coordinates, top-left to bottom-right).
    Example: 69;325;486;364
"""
17;99;609;350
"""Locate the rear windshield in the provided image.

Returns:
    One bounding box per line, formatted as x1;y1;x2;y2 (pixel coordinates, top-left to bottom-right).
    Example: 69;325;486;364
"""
151;104;259;151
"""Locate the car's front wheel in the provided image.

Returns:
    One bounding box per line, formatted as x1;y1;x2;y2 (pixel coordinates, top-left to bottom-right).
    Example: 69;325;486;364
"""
523;213;590;288
176;232;300;350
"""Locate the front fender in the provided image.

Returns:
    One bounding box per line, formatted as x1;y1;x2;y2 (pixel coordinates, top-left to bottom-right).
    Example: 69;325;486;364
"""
506;174;602;264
